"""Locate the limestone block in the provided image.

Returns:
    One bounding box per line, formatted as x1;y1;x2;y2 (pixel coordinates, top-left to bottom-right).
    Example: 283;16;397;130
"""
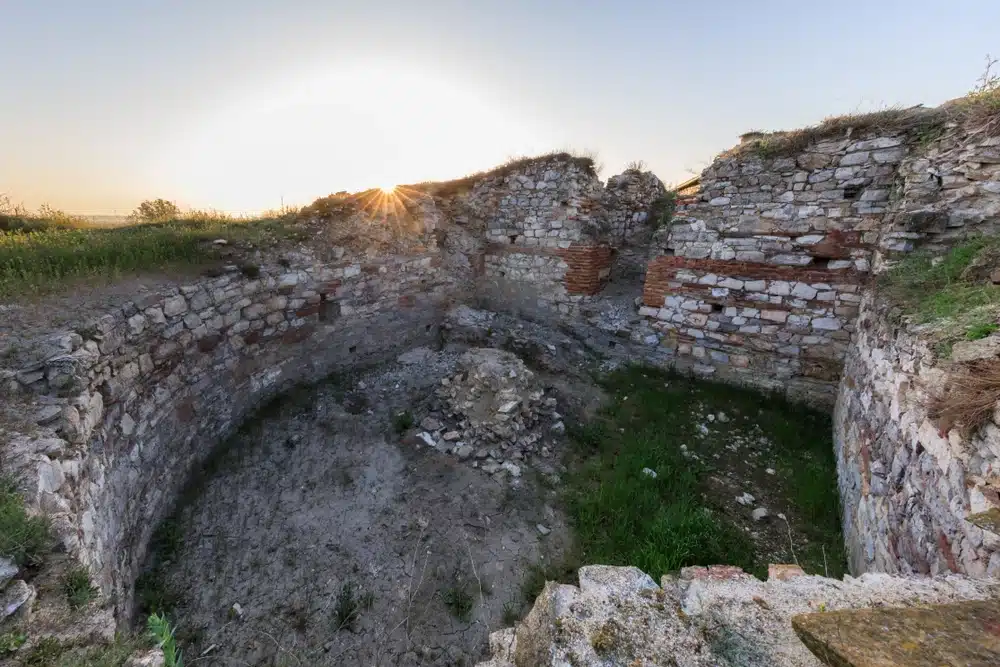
162;296;188;317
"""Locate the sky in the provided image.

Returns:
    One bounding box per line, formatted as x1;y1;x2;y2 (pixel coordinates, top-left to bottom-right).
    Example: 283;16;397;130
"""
1;1;998;215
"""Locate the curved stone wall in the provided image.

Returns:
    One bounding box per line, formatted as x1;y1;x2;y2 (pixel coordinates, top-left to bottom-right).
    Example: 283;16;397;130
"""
835;292;1000;577
833;128;1000;576
2;247;455;618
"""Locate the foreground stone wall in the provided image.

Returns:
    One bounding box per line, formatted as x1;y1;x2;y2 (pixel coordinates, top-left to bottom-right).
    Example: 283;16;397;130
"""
2;248;453;617
835;293;1000;578
477;564;1000;667
832;127;1000;576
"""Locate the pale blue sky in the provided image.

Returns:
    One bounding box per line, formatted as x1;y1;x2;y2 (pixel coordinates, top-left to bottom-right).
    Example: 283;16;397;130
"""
1;1;997;213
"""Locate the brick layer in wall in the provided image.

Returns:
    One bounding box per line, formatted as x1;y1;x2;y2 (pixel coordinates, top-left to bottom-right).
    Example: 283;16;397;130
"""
485;242;614;297
643;256;864;308
558;244;614;295
638;255;865;388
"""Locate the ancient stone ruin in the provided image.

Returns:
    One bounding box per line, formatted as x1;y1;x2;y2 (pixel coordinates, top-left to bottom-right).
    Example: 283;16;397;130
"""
2;105;1000;665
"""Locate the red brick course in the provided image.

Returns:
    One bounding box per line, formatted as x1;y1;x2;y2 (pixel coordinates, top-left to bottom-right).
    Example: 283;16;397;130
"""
643;256;864;308
485;242;615;296
558;244;614;295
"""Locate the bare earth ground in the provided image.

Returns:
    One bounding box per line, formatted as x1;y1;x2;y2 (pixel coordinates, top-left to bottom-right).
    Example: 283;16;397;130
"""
151;349;572;667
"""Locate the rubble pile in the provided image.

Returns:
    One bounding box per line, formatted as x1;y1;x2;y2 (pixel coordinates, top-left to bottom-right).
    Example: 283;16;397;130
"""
414;348;564;478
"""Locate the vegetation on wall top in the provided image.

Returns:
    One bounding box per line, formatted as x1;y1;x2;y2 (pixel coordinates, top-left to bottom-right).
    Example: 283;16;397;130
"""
404;150;598;198
880;236;1000;353
731;55;1000;159
0;197;297;299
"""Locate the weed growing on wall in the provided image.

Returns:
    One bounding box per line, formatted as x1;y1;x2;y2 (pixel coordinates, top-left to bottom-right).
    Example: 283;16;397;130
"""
148;613;183;667
0;475;52;566
0;632;27;657
62;566;98;609
649;191;677;228
563;366;845;580
880;236;1000;352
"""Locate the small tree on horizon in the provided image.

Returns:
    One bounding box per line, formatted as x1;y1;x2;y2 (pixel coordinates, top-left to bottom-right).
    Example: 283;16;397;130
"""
130;198;181;223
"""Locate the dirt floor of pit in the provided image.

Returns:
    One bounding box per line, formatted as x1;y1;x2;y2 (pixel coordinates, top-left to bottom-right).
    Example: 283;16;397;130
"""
143;346;574;667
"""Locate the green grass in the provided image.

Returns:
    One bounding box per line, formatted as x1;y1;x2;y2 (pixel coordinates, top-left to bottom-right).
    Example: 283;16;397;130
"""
62;566;98;610
148;613;183;667
0;632;28;657
0;214;297;298
881;236;1000;353
0;475;52;567
441;585;475;622
563;366;845;581
392;410;414;434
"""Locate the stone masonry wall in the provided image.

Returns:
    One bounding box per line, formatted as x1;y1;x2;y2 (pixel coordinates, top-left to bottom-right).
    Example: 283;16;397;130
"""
835;293;1000;577
638;132;907;403
467;156;663;317
641;257;862;403
3;123;998;644
1;248;454;618
879;131;1000;259
833;127;1000;577
604;169;667;280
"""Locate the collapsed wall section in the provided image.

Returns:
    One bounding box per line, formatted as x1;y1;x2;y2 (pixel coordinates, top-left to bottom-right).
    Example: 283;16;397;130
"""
2;248;455;618
603;170;667;279
454;156;665;316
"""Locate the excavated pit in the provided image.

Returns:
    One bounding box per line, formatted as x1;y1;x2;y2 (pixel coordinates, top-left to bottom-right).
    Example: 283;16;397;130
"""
137;345;576;667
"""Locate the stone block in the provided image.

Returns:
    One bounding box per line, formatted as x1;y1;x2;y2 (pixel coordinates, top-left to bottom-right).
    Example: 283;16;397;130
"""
144;307;166;325
792;599;1000;667
791;283;818;299
162;296;187;317
812;317;842;331
839;151;871;167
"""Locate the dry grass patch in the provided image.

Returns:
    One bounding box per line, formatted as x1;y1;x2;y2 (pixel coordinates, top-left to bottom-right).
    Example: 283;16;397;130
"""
930;359;1000;436
297;188;429;252
731;106;946;159
403;151;597;198
732;57;1000;159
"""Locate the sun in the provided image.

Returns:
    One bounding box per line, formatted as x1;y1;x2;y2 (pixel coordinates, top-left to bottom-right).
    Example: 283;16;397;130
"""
379;184;397;195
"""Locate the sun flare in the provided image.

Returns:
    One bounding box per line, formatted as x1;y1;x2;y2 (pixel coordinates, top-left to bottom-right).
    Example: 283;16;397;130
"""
152;62;550;212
